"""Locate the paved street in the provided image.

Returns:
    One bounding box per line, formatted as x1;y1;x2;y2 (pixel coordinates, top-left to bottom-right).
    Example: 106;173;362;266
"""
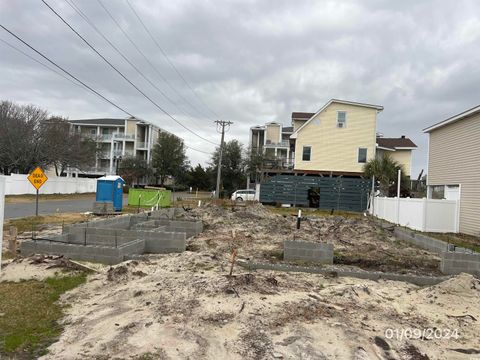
3;191;213;219
4;195;128;219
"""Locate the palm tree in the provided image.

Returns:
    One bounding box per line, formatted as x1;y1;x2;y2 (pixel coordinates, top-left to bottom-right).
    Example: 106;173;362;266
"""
363;154;406;196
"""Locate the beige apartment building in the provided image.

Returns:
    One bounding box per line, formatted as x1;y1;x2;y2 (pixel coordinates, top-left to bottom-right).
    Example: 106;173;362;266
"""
69;117;161;176
424;105;480;236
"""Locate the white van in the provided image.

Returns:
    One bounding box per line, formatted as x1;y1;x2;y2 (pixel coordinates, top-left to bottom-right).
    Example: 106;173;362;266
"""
231;189;256;201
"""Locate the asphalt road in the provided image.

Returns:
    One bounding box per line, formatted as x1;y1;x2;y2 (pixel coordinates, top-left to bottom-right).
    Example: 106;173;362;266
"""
3;192;205;219
4;195;128;219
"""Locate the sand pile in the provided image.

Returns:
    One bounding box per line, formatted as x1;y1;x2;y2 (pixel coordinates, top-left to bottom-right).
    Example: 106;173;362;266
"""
41;252;480;359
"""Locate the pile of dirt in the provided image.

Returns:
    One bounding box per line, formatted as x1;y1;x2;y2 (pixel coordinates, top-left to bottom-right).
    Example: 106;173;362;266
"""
42;253;480;359
187;204;441;275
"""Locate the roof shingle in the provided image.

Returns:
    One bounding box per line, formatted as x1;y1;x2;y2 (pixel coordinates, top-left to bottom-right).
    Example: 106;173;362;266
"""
291;112;315;120
377;137;417;149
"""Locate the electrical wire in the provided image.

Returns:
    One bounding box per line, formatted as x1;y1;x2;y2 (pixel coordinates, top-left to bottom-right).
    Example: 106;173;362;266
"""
41;0;217;147
0;23;133;116
0;24;212;156
0;37;85;91
96;0;216;124
125;0;220;119
66;0;216;143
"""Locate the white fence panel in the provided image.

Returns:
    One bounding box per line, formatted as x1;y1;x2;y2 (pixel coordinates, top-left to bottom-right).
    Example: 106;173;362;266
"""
398;198;424;231
2;174;96;195
371;196;459;233
425;199;458;233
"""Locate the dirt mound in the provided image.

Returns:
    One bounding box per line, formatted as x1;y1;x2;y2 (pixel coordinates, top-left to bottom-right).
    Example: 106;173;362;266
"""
424;273;480;296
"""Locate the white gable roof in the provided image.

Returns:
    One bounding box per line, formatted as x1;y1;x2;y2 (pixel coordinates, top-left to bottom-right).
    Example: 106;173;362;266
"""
290;99;383;139
423;104;480;133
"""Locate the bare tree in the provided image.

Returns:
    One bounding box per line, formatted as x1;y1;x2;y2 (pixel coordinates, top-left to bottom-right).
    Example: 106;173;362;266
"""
0;101;97;175
0;101;48;174
40;117;96;175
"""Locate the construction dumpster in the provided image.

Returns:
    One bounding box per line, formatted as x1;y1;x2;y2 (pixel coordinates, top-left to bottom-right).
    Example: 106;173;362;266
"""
128;188;171;208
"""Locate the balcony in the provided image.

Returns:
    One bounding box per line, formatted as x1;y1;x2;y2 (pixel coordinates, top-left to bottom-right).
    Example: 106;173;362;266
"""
113;133;135;140
262;158;294;170
136;141;147;149
264;140;290;148
95;133;136;142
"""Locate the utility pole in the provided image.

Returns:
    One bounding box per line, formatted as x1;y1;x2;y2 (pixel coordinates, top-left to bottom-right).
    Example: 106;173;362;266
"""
214;120;233;199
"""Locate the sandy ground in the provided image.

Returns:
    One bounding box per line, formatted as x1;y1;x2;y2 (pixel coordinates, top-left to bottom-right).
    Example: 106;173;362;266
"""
184;204;441;275
2;204;480;359
0;257;61;282
42;254;479;359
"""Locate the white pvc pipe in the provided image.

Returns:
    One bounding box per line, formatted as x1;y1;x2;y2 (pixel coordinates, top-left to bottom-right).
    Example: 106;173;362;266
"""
397;169;401;198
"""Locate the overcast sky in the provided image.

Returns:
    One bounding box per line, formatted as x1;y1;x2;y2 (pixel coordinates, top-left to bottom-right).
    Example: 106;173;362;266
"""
1;0;479;176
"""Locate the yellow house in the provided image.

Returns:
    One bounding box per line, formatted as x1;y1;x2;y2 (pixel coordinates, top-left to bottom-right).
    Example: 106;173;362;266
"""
376;136;417;177
290;99;383;175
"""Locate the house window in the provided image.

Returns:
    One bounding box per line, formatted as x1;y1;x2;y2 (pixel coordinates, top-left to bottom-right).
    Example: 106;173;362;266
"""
358;148;367;163
337;111;347;128
302;146;311;161
90;129;96;135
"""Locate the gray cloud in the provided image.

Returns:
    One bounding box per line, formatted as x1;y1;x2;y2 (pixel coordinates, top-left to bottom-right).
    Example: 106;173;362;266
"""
1;0;479;173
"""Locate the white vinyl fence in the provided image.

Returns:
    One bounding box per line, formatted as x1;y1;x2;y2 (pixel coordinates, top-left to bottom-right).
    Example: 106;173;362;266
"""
371;197;460;233
1;174;96;195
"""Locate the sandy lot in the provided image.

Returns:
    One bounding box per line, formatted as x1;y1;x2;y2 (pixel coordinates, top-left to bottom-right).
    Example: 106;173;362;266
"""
2;204;479;359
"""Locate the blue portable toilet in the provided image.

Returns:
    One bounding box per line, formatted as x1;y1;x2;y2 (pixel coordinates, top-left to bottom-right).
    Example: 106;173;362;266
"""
96;175;125;211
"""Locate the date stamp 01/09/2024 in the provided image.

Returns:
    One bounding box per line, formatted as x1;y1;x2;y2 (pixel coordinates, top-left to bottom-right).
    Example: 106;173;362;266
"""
384;327;459;341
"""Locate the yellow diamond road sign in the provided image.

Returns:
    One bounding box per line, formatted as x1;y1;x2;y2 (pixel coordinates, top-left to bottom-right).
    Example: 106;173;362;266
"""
28;166;48;190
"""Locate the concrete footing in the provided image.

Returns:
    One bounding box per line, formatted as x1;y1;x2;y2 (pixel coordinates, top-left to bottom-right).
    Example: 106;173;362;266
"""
238;260;450;286
284;240;333;264
393;227;479;275
21;209;202;264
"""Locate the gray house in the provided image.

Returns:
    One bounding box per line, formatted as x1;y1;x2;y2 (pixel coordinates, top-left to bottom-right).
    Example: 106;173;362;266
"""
423;105;480;236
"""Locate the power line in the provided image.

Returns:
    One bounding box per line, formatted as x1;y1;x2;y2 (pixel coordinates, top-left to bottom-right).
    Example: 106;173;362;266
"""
0;23;133;116
41;0;217;147
125;0;220;119
0;37;85;91
0;24;210;156
64;0;217;145
95;0;216;124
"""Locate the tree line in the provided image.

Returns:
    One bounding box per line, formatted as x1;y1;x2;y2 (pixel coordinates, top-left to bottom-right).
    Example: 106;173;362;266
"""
122;134;253;196
1;100;258;196
0;100;96;175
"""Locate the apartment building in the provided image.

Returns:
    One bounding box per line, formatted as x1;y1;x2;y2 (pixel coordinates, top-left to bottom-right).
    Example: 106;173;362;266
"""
68;116;161;176
249;122;294;168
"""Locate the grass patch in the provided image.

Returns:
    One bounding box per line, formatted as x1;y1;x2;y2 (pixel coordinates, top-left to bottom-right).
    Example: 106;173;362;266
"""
1;252;15;261
4;213;89;234
423;232;480;253
5;193;96;204
0;273;87;358
268;206;362;218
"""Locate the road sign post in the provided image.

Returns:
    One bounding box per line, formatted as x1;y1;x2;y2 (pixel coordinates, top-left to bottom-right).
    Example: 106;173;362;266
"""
27;167;48;217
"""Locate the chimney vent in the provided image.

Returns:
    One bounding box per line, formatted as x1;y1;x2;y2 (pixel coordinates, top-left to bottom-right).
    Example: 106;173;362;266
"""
401;135;405;139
